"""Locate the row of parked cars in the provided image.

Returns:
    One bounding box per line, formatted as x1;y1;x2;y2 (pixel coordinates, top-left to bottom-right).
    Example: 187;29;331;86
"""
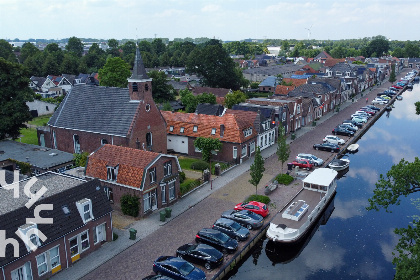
144;201;270;280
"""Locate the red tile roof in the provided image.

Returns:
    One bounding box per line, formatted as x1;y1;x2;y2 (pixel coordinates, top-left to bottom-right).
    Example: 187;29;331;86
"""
161;111;257;144
324;58;346;67
275;85;295;95
191;86;231;97
85;144;159;189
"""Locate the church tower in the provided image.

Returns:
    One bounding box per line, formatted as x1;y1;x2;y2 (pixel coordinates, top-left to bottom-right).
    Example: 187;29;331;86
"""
128;47;153;101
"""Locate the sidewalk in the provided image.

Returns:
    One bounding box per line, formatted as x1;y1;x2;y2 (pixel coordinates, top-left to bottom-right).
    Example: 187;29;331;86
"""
54;75;400;280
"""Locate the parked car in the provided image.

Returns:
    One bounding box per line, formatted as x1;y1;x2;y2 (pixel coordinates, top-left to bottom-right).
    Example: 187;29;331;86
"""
351;114;368;121
391;84;403;89
354;111;371;118
337;124;358;132
352;116;368;123
358;108;376;115
296;153;324;167
195;228;238;254
291;159;313;170
343;119;363;127
364;105;380;111
323;135;345;145
221;210;264;230
341;122;359;130
143;275;176;280
313;142;340;153
332;127;354;137
212;218;250;241
372;97;388;105
153;256;206;280
176;243;224;270
380;95;391;100
234;201;269;217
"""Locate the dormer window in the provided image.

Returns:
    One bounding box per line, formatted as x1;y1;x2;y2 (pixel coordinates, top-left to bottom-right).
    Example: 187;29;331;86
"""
169;126;174;132
164;161;172;176
180;127;185;133
76;198;94;223
18;224;42;252
107;165;118;181
193;126;198;132
336;71;342;76
243;128;253;137
211;128;216;135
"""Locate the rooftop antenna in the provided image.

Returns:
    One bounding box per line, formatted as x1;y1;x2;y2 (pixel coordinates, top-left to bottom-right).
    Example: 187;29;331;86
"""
305;25;313;40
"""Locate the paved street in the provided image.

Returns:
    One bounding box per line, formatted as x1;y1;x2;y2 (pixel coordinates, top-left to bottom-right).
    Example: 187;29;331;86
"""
53;69;408;280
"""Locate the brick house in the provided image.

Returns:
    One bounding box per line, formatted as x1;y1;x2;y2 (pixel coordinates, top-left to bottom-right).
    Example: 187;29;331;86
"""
38;48;167;155
85;144;181;217
0;172;112;280
161;111;259;164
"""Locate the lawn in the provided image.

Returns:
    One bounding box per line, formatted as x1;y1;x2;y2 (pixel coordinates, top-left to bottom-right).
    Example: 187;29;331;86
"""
15;114;53;145
177;156;229;173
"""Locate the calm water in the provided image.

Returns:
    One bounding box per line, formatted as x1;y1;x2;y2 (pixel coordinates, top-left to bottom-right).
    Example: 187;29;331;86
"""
227;83;420;280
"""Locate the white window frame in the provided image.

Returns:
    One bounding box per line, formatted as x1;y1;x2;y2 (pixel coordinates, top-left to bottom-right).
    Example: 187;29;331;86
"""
241;145;247;158
180;127;184;133
233;146;237;159
193;125;198;132
169;126;174;132
250;142;255;154
49;246;60;270
282;112;286;122
161;185;166;204
149;167;156;183
52;130;57;149
211;128;216;135
36;252;48;276
143;192;151;212
106;165;118;181
11;261;33;280
76;199;94;223
169;181;176;201
69;236;79;257
101;139;108;145
80;230;90;252
18;224;41;252
164;161;172;177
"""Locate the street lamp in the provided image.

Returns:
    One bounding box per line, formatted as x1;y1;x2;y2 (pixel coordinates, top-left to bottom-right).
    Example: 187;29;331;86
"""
209;149;219;190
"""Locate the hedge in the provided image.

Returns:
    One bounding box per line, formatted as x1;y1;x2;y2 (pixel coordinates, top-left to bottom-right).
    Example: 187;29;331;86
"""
275;173;294;185
244;194;271;205
190;160;209;171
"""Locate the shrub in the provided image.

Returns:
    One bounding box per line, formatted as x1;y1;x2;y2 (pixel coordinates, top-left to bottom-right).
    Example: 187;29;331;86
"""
275;173;294;185
73;152;89;167
120;194;140;217
190;160;209;171
113;232;119;241
179;171;186;183
180;178;202;195
244;194;271;205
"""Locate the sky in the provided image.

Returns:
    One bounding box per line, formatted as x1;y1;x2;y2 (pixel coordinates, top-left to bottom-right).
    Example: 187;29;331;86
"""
1;0;419;42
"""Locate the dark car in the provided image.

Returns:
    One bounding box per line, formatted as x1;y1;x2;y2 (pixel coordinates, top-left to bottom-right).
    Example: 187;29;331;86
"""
143;275;176;280
221;210;264;230
332;127;354;137
313;142;340;153
195;228;238;254
212;218;250;241
364;105;380;111
153;256;206;280
176;243;224;270
337;124;357;132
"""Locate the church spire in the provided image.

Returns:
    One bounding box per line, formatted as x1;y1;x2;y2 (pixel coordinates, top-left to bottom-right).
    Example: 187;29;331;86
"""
130;47;149;80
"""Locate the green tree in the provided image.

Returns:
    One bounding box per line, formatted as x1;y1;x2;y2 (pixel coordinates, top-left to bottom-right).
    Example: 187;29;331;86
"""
180;90;199;113
224;90;247;109
367;157;420;279
0;58;34;139
147;70;176;103
197;92;216;104
162;101;173;111
368;37;390;57
415;102;420;115
392;47;405;58
61;53;80;74
19;42;40;64
66;36;84;57
194;137;222;178
186;40;244;90
0;39;16;62
405;42;420;58
107;39;120;57
389;64;396;83
120;194;140;217
42;53;60;76
73;152;89;167
98;57;131;88
276;124;291;173
249;147;265;194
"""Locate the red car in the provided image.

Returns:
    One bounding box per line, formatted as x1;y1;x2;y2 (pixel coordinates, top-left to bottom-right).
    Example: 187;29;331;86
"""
392;84;403;89
291;159;313;170
234;201;269;217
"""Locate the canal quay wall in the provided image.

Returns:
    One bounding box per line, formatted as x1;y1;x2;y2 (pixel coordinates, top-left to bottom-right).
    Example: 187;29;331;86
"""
211;70;416;280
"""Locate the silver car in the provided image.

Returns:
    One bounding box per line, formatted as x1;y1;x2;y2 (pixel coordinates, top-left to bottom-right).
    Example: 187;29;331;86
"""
296;153;324;167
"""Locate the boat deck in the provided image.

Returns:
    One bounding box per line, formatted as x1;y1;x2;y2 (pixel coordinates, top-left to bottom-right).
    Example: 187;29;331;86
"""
270;188;326;229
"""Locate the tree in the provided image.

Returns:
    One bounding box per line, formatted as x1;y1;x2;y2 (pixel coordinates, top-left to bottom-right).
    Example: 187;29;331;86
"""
61;53;80;74
415;102;420;115
405;42;420;58
186;41;245;90
194;137;222;189
98;57;131;88
367;157;420;279
276;124;291;173
147;70;176;103
107;39;120;57
180;90;199;113
0;58;34;139
162;102;173;111
120;194;140;217
249;147;265;194
389;63;396;83
368;37;389;57
19;42;40;64
224;90;247;109
0;39;16;62
66;36;84;57
196;92;216;104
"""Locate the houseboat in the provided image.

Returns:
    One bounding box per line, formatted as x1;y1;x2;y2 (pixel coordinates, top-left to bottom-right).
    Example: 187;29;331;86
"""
266;168;338;243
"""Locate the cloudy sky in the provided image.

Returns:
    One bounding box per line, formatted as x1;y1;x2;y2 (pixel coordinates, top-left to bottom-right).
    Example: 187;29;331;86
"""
1;0;419;42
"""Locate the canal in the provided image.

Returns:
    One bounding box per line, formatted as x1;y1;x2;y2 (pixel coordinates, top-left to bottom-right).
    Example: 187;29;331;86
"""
226;83;420;280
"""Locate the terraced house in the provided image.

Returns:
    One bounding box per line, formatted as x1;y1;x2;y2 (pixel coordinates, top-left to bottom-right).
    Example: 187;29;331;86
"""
161;110;259;164
85;145;181;216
